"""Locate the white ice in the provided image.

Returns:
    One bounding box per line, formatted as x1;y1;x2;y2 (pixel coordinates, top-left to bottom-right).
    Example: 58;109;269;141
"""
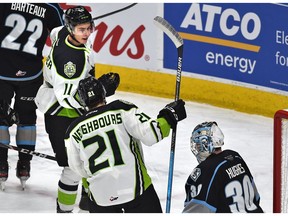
0;91;273;213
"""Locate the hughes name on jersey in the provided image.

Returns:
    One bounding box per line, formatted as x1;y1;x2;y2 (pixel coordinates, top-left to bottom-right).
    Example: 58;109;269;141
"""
65;100;166;206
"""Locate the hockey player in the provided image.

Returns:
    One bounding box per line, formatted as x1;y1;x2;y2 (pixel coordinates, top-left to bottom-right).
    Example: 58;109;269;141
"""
0;3;64;190
183;121;264;213
64;76;187;213
34;6;120;213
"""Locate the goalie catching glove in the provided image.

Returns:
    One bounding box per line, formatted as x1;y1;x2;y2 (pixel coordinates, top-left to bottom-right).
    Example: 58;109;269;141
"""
98;72;120;97
158;99;186;129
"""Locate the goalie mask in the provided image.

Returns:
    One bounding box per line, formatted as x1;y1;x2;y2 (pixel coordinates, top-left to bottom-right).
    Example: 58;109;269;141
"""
190;121;224;163
64;6;94;35
77;76;106;109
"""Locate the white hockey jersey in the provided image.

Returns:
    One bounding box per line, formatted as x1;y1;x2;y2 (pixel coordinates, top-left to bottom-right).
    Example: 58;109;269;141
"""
35;26;93;117
65;100;169;206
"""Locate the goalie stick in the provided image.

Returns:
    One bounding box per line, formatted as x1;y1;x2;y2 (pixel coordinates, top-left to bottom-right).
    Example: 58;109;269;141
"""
0;142;56;161
153;16;184;213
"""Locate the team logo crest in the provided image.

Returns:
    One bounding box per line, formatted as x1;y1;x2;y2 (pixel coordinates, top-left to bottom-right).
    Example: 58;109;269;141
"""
64;61;76;78
16;70;27;77
190;168;201;182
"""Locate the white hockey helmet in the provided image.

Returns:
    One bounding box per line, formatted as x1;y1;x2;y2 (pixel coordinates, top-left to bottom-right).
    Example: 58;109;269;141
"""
190;121;224;163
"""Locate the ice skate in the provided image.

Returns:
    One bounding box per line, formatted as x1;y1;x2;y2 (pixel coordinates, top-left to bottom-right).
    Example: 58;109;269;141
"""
16;160;30;190
79;185;89;211
57;199;73;213
0;161;8;191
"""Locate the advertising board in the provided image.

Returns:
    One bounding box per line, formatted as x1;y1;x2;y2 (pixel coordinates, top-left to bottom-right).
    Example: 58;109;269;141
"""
164;3;288;92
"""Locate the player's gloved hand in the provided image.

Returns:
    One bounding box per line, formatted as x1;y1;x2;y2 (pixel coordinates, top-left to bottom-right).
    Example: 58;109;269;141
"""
98;72;120;97
157;99;186;129
0;100;19;126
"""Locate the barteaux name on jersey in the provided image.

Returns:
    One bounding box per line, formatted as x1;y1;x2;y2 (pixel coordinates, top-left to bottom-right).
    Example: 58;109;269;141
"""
11;3;46;18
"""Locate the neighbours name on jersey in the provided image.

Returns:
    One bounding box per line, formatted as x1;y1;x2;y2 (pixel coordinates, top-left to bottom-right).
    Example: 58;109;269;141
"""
225;163;246;179
11;3;46;18
72;113;122;143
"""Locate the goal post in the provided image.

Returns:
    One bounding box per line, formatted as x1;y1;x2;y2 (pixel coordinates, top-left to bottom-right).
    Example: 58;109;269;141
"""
273;109;288;213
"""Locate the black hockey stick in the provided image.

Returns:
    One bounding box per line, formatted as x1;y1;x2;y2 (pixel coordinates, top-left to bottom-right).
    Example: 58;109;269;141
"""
153;16;184;213
0;142;56;161
92;3;137;20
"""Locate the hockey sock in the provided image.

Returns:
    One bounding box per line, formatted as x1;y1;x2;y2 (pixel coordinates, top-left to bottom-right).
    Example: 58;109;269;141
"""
0;126;10;161
82;178;89;194
16;125;36;161
58;167;81;212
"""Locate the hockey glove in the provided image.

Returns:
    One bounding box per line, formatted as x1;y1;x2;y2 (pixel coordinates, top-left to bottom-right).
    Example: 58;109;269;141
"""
98;72;120;97
0;100;19;126
157;99;186;129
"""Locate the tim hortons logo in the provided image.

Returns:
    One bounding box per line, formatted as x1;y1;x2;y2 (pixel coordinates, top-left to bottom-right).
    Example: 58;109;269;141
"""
93;22;145;59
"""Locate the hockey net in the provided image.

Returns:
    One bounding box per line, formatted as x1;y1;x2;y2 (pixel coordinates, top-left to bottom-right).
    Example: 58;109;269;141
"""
273;109;288;213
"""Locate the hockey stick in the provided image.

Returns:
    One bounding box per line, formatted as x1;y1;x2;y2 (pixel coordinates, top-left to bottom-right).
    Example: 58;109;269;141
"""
153;16;184;213
92;3;137;20
0;142;56;161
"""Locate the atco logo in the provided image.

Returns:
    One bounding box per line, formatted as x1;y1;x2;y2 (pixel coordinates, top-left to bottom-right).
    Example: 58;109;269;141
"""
181;3;261;41
93;22;145;59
